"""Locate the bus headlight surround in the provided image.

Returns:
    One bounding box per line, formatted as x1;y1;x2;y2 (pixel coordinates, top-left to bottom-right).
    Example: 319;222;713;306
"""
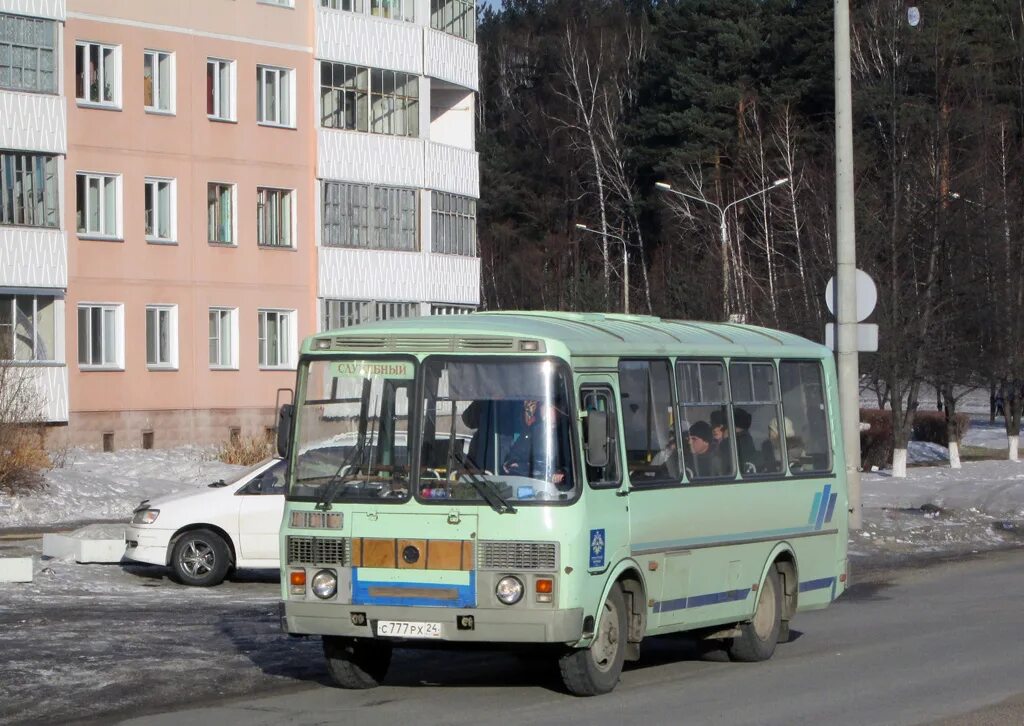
311;569;338;600
496;575;524;605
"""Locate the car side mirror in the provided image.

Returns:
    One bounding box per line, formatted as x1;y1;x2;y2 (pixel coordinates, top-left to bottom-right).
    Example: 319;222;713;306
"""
277;403;294;459
586;410;609;468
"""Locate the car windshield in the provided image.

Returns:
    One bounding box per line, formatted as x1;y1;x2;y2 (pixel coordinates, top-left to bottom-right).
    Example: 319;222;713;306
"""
291;358;414;501
418;358;577;504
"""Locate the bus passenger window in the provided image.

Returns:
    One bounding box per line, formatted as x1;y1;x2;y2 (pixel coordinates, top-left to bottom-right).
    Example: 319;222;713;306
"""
581;388;621;486
677;361;735;480
617;360;678;483
730;361;784;476
780;361;833;473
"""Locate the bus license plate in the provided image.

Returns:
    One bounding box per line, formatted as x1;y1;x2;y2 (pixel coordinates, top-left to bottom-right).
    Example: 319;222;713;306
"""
377;620;442;639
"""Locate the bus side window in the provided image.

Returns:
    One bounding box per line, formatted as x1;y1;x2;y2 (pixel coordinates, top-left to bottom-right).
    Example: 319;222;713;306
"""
779;361;833;474
617;360;678;483
729;361;783;477
580;387;621;487
677;360;735;480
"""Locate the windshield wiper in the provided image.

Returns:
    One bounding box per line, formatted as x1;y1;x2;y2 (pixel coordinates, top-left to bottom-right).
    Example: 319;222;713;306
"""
314;436;369;511
450;447;516;515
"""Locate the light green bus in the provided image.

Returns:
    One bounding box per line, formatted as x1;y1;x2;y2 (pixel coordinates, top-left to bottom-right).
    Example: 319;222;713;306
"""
277;312;848;695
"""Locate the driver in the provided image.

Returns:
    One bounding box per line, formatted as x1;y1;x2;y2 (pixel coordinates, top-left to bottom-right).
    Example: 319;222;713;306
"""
501;399;570;487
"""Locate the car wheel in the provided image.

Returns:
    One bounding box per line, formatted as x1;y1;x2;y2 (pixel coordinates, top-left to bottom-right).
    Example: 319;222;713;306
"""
171;529;231;587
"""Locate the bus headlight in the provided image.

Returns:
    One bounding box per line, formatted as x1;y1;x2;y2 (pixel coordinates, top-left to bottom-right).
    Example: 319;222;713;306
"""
311;570;338;600
496;576;524;605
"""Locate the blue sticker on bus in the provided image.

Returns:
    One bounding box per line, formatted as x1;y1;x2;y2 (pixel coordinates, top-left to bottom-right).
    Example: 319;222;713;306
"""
589;529;605;568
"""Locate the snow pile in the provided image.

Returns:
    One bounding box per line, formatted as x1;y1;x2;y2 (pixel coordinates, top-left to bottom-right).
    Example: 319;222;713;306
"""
908;440;949;464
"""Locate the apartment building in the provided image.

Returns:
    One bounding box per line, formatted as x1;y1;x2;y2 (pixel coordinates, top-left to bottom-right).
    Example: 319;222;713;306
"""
0;0;480;449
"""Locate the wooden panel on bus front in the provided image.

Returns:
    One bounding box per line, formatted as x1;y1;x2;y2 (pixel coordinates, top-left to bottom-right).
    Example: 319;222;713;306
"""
351;537;474;570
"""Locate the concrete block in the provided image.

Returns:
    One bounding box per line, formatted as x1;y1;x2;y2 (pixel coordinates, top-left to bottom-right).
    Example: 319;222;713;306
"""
43;530;126;564
0;557;33;583
76;537;126;564
42;533;77;559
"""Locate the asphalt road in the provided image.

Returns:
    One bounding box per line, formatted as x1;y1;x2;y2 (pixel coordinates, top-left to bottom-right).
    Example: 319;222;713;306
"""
3;549;1024;726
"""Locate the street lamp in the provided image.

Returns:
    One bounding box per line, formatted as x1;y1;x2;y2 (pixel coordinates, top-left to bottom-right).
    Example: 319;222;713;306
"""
655;178;789;320
575;223;631;314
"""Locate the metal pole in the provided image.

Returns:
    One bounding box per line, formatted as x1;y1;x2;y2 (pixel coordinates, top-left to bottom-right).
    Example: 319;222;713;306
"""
835;0;862;529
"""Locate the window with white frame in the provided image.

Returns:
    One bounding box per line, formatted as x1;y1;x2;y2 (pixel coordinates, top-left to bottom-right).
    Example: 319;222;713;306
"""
257;187;293;248
0;293;57;361
75;172;119;238
145;305;177;368
431;191;476;256
371;0;415;22
258;309;294;368
431;0;476;42
321;299;419;331
144;177;175;242
77;303;122;368
143;50;173;113
75;41;120;106
0;152;59;228
261;0;295;6
320;0;365;11
371;68;418;136
209;307;237;368
257;65;293;127
322;180;417;251
208;183;234;245
206;58;235;121
320;61;418;137
0;13;58;94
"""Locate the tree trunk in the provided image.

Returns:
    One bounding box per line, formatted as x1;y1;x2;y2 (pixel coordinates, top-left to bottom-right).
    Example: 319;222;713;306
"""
941;385;960;469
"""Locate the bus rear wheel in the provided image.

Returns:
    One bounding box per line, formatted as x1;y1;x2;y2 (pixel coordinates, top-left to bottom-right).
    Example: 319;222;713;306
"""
728;567;782;662
323;636;392;689
558;584;627;696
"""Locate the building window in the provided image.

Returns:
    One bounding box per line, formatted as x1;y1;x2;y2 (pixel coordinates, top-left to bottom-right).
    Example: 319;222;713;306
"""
145;305;177;369
322;181;417;251
371;0;415;22
257;65;293;127
77;303;122;368
320;61;418;137
321;0;366;11
0;152;59;228
209;307;237;368
260;0;295;5
208;183;234;245
258;309;294;368
322;299;419;331
0;13;58;94
0;294;56;361
431;191;476;256
206;58;235;121
75;41;120;106
257;187;293;248
430;304;474;316
143;50;174;113
431;0;476;42
144;177;175;242
75;172;119;238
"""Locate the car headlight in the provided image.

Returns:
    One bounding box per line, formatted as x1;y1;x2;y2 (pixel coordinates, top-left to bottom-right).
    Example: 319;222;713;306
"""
132;508;160;525
311;570;338;600
496;576;524;605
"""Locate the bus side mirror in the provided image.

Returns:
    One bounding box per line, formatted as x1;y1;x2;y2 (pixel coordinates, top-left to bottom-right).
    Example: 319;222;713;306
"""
277;404;294;459
586;411;609;468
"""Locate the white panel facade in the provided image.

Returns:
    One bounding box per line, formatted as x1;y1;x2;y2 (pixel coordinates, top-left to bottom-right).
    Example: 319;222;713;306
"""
316;6;421;74
0;0;64;21
425;141;479;198
319;247;480;306
424;29;478;91
318;128;424;188
0;90;66;154
0;228;67;288
13;364;68;422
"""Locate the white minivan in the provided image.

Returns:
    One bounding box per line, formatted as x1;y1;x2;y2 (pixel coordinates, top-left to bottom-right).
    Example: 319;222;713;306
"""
124;458;287;586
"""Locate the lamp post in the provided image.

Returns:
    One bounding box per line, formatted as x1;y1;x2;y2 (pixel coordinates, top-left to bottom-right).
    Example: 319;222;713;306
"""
655;178;789;320
575;223;631;314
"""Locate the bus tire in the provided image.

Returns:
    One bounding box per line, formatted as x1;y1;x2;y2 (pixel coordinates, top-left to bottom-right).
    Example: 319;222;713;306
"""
558;584;627;696
728;567;782;662
323;636;392;689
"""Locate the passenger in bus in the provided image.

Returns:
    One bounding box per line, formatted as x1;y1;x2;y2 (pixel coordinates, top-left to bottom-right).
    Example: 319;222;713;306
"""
709;410;736;475
733;407;760;474
687;421;722;478
502;399;570;487
650;428;680;479
762;416;801;472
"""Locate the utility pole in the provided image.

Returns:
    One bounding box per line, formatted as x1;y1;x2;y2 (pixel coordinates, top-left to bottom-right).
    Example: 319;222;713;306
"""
835;0;862;529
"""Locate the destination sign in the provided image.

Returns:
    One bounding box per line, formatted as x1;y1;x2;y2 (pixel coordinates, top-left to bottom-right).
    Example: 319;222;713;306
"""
332;360;415;380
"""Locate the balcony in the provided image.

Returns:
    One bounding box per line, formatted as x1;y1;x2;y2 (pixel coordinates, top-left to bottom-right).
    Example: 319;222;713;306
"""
424;27;478;91
0;89;66;155
0;227;67;289
0;0;65;21
318;247;480;306
425;140;478;198
10;364;68;423
316;5;421;75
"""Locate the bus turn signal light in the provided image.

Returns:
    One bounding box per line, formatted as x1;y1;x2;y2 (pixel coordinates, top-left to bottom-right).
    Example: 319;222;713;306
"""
536;578;553;603
290;570;306;595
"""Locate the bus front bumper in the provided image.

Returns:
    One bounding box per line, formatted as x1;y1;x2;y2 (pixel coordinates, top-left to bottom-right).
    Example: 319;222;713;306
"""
281;601;585;644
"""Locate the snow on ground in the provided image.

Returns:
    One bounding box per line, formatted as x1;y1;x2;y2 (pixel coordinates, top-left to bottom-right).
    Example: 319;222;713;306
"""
0;447;246;529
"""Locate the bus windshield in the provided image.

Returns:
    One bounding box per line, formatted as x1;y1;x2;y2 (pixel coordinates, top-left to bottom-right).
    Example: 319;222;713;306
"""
418;358;577;504
292;358;414;502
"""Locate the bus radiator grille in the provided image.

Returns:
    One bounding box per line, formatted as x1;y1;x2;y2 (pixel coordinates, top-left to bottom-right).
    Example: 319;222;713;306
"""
287;536;349;566
477;541;558;571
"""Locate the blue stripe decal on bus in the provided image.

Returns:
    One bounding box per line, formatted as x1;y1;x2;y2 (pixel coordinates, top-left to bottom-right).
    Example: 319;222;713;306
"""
824;492;838;524
798;576;835;593
808;492;823;525
351;570;476;608
653;587;751;614
814;484;832;530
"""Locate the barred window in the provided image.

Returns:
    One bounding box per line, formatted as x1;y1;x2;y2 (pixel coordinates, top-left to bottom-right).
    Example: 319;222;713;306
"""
322;180;417;251
0;13;57;94
320;61;418;137
431;0;475;42
0;151;59;228
430;304;474;316
431;191;476;256
322;299;420;331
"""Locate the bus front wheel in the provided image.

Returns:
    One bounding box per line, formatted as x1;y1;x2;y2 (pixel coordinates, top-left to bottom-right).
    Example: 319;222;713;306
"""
323;636;392;689
728;567;782;662
558;584;627;696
